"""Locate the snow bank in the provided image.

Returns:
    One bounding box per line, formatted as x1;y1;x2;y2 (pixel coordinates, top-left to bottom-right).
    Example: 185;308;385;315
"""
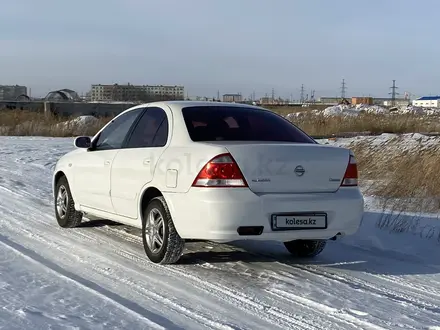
286;104;440;119
356;104;390;115
342;211;440;258
319;132;440;153
322;105;360;117
286;104;390;118
60;115;98;128
398;105;440;116
55;115;99;135
285;109;320;121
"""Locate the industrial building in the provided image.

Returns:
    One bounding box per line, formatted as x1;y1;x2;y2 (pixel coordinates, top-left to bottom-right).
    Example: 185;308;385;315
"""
222;93;242;103
0;85;27;101
319;96;409;106
90;83;184;102
351;97;374;105
319;97;344;104
45;89;81;101
412;96;440;108
375;98;409;107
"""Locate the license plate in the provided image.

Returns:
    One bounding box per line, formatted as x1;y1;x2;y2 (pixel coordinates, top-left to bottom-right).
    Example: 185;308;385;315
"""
271;213;327;230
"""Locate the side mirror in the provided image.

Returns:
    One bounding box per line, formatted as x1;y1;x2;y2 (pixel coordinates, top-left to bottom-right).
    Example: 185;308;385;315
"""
74;136;91;149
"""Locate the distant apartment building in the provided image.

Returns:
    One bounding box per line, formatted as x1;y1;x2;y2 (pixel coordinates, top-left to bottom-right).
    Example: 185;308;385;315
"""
0;85;27;101
90;84;184;102
222;93;242;103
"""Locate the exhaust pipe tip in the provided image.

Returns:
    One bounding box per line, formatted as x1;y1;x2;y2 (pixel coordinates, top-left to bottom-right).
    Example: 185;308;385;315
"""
237;226;264;236
329;232;342;241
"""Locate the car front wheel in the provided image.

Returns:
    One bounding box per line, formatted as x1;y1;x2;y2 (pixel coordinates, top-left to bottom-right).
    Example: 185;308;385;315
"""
54;176;83;228
142;196;185;264
284;239;327;258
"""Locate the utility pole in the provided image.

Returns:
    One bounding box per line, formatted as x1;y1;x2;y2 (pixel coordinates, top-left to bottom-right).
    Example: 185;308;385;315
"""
300;84;305;103
389;80;399;107
341;79;347;99
271;88;275;102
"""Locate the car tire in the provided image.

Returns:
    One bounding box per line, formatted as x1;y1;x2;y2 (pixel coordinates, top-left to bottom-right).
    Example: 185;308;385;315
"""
284;239;327;258
54;176;83;228
142;196;185;264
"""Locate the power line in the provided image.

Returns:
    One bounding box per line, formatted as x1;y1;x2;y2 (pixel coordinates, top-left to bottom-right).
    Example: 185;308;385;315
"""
341;79;347;99
389;80;399;107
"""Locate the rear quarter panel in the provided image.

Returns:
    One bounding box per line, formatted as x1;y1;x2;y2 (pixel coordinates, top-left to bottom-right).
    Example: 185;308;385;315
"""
148;104;230;193
149;144;229;193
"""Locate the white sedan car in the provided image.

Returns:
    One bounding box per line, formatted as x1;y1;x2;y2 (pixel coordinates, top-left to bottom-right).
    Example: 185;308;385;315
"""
53;101;364;264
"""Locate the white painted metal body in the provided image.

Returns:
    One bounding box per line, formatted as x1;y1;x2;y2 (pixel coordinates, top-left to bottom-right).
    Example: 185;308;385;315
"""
53;101;364;243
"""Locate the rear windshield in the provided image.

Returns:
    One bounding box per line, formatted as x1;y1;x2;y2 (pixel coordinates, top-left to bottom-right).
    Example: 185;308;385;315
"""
182;106;315;143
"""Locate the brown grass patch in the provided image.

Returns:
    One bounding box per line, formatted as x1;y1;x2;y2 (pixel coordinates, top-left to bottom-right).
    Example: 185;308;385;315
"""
344;136;440;235
3;107;440;138
347;138;440;213
0;110;111;137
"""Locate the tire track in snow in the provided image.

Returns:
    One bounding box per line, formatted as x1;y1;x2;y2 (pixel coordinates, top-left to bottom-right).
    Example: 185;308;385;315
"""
56;229;241;330
279;263;440;316
97;226;386;330
84;229;315;330
208;237;440;321
265;288;387;330
221;243;440;327
0;176;303;329
102;226;440;326
365;272;440;300
0;197;243;330
0;234;169;330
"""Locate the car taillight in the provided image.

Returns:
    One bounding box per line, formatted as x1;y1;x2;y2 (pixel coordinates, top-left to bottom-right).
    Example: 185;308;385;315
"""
192;153;248;188
341;152;358;186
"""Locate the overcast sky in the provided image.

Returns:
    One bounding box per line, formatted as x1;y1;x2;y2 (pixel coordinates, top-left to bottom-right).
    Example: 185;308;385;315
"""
1;0;438;99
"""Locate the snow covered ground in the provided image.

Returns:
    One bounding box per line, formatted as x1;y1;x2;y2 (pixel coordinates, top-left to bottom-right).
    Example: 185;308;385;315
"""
1;136;440;329
319;132;440;153
286;104;440;120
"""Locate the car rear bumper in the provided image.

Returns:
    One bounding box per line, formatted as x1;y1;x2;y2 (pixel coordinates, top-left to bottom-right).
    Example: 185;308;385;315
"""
164;187;364;242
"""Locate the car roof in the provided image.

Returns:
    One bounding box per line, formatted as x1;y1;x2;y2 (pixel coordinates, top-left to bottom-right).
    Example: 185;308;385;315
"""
123;100;264;115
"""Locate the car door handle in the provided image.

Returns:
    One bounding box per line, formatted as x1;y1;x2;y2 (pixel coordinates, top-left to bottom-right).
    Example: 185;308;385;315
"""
143;159;151;165
104;160;111;166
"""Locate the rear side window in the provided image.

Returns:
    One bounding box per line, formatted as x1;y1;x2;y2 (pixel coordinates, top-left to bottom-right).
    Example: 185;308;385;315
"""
126;107;169;148
182;106;315;143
